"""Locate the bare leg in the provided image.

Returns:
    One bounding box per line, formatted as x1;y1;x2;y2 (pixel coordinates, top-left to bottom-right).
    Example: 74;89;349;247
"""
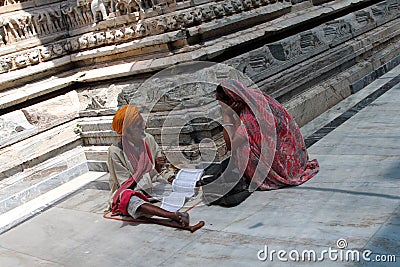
137;203;189;225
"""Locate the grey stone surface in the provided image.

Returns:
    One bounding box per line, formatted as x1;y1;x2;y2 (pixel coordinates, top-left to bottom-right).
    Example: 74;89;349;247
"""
300;64;400;138
0;110;37;149
0;147;91;216
0;65;399;267
0;120;82;180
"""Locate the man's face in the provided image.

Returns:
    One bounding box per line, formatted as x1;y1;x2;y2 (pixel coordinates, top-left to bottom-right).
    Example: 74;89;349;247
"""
123;115;146;143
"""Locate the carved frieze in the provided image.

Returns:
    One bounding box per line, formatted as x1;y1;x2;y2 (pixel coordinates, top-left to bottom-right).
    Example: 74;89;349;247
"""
0;0;398;76
225;0;400;79
0;0;283;47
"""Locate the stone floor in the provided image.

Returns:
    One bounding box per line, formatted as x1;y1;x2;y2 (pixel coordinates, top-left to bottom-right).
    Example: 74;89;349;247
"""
0;68;399;266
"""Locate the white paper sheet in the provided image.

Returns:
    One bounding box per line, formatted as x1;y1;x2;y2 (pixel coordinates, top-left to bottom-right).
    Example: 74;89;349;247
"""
160;168;204;211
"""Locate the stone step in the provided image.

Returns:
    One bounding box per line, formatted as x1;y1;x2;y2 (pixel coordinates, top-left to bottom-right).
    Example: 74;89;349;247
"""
0;147;88;215
0;120;83;180
83;146;110;172
83;146;109;161
77;116;114;132
0;171;107;235
300;63;400;143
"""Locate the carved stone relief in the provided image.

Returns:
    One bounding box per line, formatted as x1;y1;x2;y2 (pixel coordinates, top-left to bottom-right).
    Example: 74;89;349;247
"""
225;0;400;79
21;91;80;131
0;0;285;48
0;0;398;76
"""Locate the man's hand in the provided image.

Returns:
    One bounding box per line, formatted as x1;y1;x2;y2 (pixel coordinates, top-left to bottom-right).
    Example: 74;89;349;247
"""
168;176;175;184
155;156;166;173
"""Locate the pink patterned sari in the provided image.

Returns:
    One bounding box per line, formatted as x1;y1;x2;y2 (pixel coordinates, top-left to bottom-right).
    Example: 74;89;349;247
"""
220;80;319;190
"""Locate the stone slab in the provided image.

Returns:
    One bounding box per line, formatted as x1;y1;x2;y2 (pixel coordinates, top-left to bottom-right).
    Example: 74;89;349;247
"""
0;110;37;149
0;120;82;180
300;64;400;138
0;171;106;235
0;246;57;267
22;91;81;132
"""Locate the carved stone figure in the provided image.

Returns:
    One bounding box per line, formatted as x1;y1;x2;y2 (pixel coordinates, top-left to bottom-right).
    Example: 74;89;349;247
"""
77;0;94;24
91;0;109;23
0;17;8;45
15;54;28;68
281;37;301;60
231;0;243;12
2;0;18;5
222;2;235;15
12;15;36;39
61;4;78;28
52;44;64;55
115;0;139;15
135;22;147;36
105;31;115;43
242;0;252;10
190;9;203;24
200;6;215;21
147;17;167;34
212;4;225;18
64;42;72;52
134;0;155;13
323;20;352;41
114;29;125;40
47;9;64;32
246;46;276;76
78;35;89;48
0;57;13;73
124;27;135;37
69;39;80;51
87;33;97;46
96;32;106;44
3;17;21;42
31;12;43;36
166;15;179;30
251;0;261;8
40;47;52;61
355;10;374;25
28;50;40;64
36;11;56;35
12;17;27;40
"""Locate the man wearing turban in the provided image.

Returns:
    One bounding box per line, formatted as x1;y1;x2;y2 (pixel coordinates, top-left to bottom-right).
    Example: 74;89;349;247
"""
107;104;189;226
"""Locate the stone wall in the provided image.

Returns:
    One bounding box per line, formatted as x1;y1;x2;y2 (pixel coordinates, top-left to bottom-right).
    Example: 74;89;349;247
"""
0;0;299;76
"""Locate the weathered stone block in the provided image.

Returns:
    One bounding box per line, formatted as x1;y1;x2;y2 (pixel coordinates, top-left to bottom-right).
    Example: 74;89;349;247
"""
0;110;37;149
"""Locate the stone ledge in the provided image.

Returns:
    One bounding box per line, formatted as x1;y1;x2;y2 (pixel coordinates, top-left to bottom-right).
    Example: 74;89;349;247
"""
0;171;106;235
0;147;89;215
285;41;400;126
259;17;400;101
0;120;82;180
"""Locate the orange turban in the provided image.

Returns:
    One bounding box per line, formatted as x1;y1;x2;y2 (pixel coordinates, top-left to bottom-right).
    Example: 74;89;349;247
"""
112;104;140;135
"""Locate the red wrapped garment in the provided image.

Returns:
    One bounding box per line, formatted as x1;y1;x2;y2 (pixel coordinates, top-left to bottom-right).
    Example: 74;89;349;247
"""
219;80;319;190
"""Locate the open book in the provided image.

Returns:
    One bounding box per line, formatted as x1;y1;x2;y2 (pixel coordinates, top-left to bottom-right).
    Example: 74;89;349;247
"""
160;168;204;212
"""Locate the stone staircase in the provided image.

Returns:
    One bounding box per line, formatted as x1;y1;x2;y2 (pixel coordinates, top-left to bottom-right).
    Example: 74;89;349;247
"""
0;107;112;234
0;145;107;234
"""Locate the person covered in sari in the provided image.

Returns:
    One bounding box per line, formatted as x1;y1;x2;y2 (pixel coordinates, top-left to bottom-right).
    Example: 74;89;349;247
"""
107;104;189;226
215;80;319;191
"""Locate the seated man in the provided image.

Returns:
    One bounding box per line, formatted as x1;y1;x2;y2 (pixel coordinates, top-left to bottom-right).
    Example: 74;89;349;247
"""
107;104;189;226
